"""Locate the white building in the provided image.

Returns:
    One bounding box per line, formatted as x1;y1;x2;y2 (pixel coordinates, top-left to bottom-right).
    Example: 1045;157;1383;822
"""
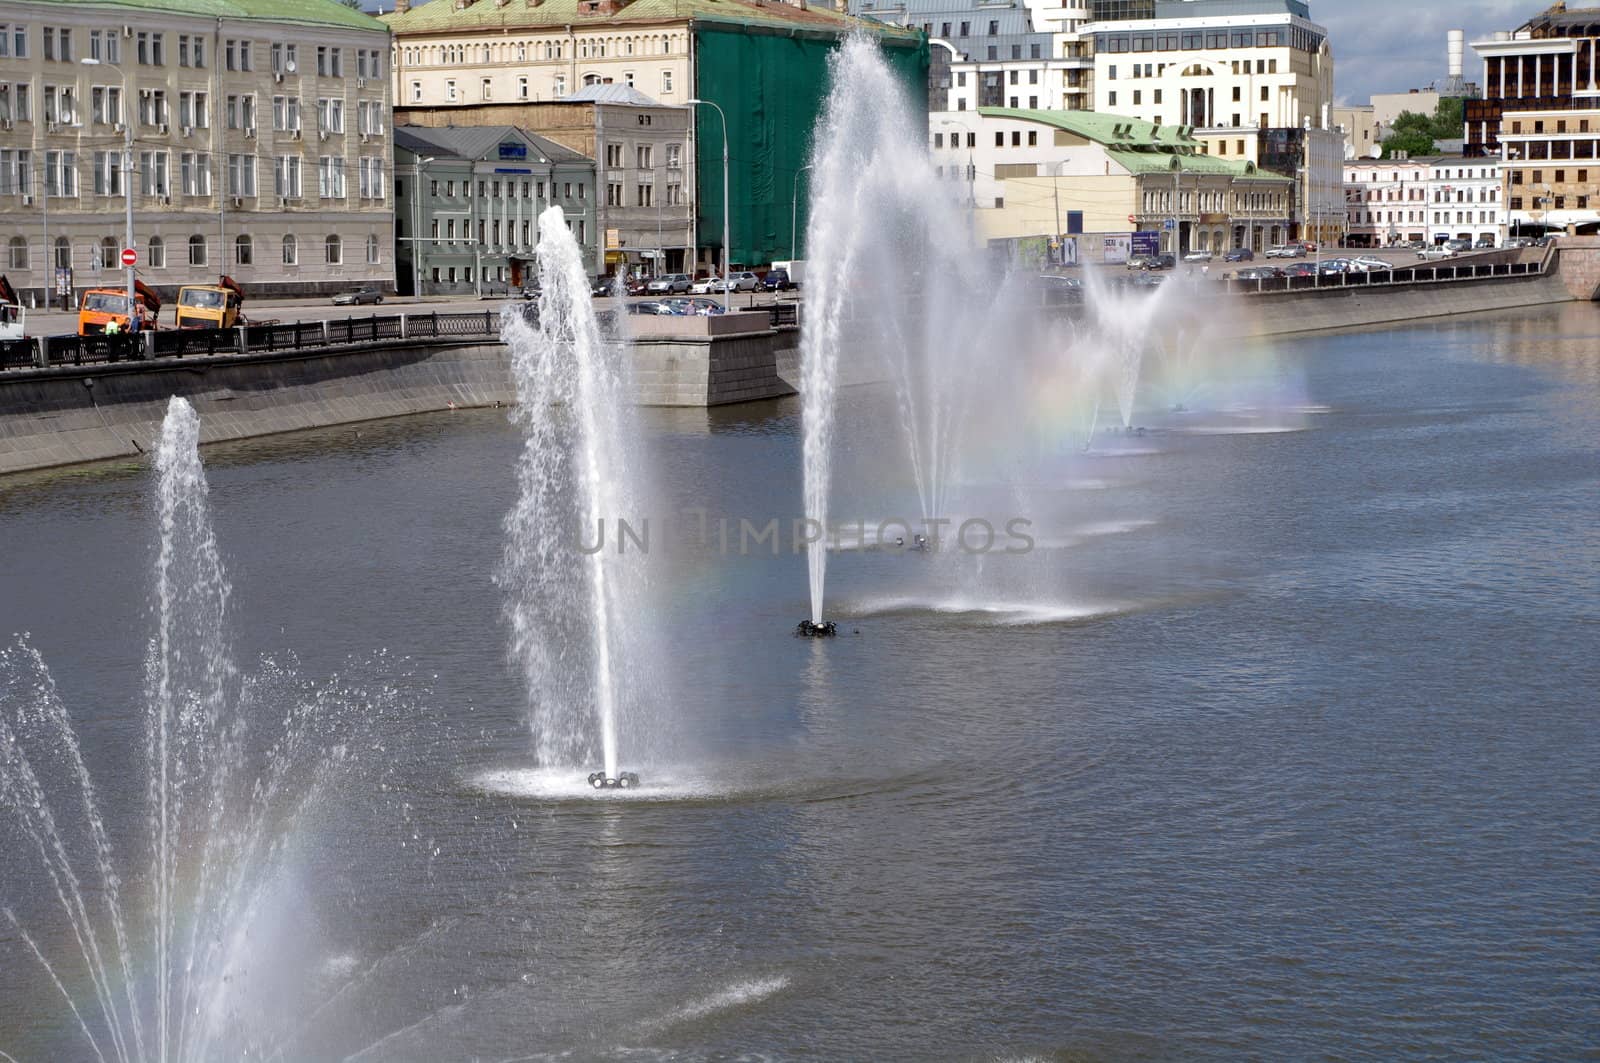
1426;155;1504;246
1343;157;1430;247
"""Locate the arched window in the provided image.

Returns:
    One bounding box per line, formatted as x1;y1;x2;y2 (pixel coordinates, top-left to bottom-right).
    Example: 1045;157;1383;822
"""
365;234;380;264
54;236;71;269
148;236;165;269
583;73;602;86
98;237;118;269
282;234;297;265
234;234;253;266
7;236;26;270
188;234;207;266
325;234;342;264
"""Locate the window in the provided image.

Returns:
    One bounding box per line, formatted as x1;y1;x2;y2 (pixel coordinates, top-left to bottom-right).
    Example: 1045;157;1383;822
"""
318;156;346;198
637;145;653;169
226;154;256;196
45;150;77;196
98;237;118;269
234;234;252;266
282;234;297;265
325;234;342;264
667;143;681;168
481;77;492;100
366;234;380;264
1027;131;1036;146
0;25;25;59
358;157;384;199
148;235;165;268
411;81;422;103
518;75;529;100
445;79;457;102
661;70;672;94
180;152;211;195
7;236;25;270
1108;91;1117;106
275;155;302;197
138;150;169;196
987;19;998;35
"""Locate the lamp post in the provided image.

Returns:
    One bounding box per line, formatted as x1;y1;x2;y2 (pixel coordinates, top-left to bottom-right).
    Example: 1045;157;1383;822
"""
81;57;135;327
687;98;730;311
409;155;435;297
791;162;812;261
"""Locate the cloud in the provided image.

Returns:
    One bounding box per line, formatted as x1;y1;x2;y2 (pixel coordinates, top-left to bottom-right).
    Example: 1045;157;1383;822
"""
1311;0;1532;103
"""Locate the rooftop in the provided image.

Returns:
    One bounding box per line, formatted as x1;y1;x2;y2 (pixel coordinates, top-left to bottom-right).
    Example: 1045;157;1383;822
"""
394;124;592;164
23;0;388;32
980;107;1292;179
384;0;919;39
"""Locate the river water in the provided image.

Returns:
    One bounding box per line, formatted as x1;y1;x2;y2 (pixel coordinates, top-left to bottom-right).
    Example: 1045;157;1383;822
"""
2;303;1597;1060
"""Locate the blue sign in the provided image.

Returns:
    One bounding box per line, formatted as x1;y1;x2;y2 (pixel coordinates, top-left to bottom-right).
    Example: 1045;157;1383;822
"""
498;141;527;160
1132;231;1162;257
493;168;532;175
1163;219;1176;230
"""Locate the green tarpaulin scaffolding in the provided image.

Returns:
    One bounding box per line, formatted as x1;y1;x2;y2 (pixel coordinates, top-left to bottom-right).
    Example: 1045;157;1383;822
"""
692;24;928;269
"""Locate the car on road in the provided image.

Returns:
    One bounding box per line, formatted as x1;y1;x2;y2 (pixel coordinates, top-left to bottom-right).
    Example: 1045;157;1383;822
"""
1234;266;1284;281
332;287;383;306
1282;261;1320;278
591;274;623;296
646;273;692;295
1445;238;1474;252
1475;235;1497;249
689;275;723;295
1418;245;1457;260
1130;270;1166;288
1223;247;1255;262
726;271;761;292
627;300;673;315
1126;254;1162;270
1347;257;1392;273
1317;258;1353;276
1182;250;1214;264
761;268;796;292
1266;243;1306;258
1503;236;1534;249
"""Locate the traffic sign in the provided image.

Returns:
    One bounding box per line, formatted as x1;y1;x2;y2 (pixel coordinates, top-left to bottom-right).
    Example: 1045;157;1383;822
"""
120;247;138;267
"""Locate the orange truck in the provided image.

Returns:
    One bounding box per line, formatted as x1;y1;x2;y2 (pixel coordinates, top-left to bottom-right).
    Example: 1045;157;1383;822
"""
77;279;162;335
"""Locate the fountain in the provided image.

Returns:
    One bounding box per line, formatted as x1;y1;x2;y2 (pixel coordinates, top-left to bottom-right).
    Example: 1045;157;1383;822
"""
0;396;374;1061
499;204;652;791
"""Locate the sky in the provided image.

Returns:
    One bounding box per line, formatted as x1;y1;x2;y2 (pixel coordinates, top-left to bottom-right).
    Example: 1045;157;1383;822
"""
1311;0;1538;104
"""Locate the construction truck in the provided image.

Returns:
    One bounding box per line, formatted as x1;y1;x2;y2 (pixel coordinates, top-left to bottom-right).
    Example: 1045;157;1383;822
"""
77;279;161;335
174;274;254;329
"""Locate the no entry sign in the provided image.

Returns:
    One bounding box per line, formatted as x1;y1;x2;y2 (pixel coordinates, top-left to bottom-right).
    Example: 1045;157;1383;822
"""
120;247;138;267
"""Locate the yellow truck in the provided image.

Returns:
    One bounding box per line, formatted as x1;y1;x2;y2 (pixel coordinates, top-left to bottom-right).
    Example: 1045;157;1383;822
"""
173;275;247;329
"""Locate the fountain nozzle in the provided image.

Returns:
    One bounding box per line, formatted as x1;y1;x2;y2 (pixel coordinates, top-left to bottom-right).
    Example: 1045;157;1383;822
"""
587;771;641;790
795;620;837;638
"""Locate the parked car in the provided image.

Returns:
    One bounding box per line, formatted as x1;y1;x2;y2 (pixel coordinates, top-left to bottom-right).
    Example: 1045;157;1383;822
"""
1475;235;1497;249
646;273;692;294
1130;270;1166;288
1126;254;1163;270
1348;257;1392;273
1503;236;1534;249
1182;250;1214;264
1445;238;1474;252
1534;234;1559;247
627;300;673;315
332;287;383;306
762;269;796;292
1266;243;1306;258
1037;273;1084;290
1283;262;1320;278
660;297;727;316
1223;247;1255;262
1234;266;1284;281
592;274;624;296
689;275;724;295
726;271;761;292
1418;245;1457;260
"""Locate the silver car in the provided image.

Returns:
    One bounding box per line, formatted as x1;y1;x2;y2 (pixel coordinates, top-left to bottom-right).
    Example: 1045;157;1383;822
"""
646;273;692;294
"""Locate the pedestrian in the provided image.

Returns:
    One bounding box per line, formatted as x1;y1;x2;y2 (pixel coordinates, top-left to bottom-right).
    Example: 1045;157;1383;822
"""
103;319;121;336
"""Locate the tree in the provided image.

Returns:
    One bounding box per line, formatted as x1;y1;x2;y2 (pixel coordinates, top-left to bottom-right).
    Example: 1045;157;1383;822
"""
336;0;365;8
1379;98;1467;158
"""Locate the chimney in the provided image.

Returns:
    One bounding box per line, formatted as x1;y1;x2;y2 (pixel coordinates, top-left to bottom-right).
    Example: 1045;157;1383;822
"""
1448;29;1464;79
395;0;409;12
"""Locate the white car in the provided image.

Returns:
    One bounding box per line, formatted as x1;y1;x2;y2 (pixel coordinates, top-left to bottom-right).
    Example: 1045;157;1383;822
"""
1182;250;1213;263
689;275;721;295
1347;257;1392;273
1418;245;1457;260
1266;243;1306;258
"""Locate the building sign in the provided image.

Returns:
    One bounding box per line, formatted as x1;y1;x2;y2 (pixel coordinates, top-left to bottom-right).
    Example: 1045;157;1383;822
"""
1131;231;1161;257
55;268;73;296
497;141;528;160
1103;233;1133;264
605;228;622;250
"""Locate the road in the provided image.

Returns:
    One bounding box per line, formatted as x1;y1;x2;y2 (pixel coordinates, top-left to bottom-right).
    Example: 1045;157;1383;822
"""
19;289;798;338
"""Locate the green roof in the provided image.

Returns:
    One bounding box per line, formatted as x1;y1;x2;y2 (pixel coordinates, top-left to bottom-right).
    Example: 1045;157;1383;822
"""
33;0;388;32
383;0;918;39
980;107;1292;181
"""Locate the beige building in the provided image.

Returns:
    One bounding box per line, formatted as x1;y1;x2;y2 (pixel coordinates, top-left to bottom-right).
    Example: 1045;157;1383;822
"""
952;108;1293;255
0;0;395;305
1332;103;1380;159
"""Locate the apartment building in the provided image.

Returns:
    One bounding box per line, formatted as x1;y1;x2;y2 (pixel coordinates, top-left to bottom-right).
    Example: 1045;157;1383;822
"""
384;0;926;270
1469;5;1600;234
1343;156;1431;247
396;83;694;276
0;0;395;305
1427;155;1505;245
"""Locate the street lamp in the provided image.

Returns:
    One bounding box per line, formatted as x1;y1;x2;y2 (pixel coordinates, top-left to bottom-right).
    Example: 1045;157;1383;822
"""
81;57;136;329
409;155;435;297
687;98;730;311
791;162;812;261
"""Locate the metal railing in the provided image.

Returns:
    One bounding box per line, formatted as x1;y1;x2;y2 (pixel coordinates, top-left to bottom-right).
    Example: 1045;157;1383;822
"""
1224;258;1546;296
2;309;507;373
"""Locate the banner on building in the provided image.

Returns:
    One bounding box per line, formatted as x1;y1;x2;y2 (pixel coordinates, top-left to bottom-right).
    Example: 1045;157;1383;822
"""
1131;231;1161;257
1102;234;1133;264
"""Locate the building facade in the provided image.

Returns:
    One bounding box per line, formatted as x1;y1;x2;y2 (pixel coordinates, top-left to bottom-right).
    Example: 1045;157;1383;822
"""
1332;103;1381;159
1427;154;1504;245
0;0;395;306
1343;156;1430;247
396;84;694;276
394;125;595;296
384;0;926;270
950;108;1293;255
1468;6;1600;234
